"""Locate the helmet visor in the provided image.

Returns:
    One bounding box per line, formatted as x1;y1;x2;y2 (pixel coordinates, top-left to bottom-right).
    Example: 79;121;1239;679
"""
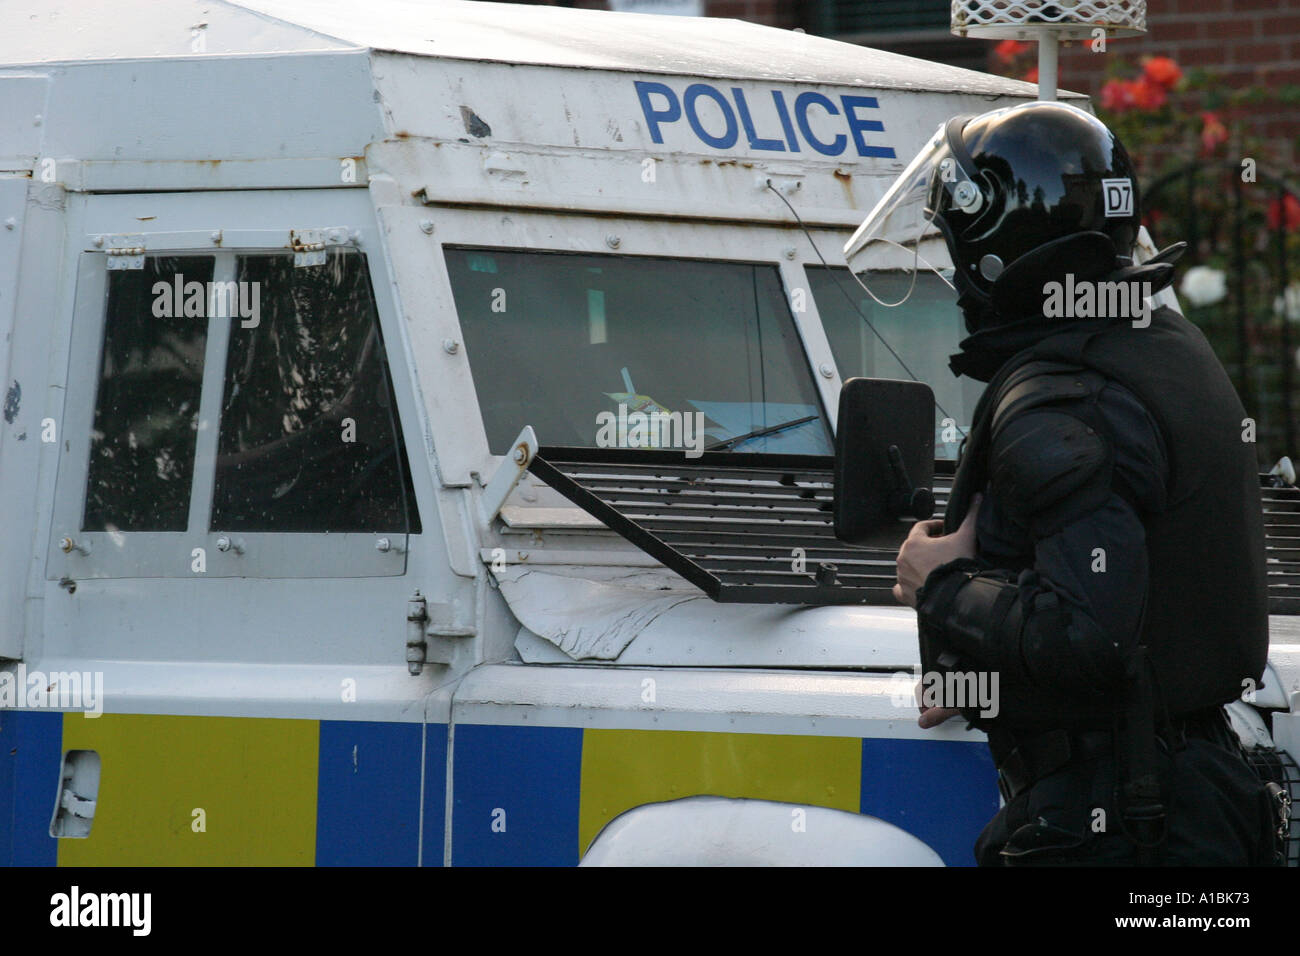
843;117;979;306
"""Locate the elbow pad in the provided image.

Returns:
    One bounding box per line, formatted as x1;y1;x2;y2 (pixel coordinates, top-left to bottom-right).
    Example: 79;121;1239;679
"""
916;562;1030;686
920;563;1125;695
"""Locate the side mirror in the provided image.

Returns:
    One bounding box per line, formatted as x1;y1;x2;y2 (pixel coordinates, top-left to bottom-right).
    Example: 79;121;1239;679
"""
833;377;936;545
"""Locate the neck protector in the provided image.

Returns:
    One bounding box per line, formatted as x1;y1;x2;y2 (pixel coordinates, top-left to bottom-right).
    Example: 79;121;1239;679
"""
949;253;1181;382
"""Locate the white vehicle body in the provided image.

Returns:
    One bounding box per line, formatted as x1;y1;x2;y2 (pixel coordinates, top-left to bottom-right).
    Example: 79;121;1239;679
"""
0;0;1295;866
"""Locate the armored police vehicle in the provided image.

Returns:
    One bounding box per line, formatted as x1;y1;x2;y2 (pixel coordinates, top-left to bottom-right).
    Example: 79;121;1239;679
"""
0;0;1296;866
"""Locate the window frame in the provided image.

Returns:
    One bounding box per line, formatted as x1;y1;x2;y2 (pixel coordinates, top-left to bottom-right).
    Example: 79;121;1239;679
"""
47;196;423;581
411;207;847;485
804;263;978;460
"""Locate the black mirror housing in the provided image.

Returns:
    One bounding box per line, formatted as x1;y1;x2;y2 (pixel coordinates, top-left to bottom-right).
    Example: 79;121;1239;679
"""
833;377;936;545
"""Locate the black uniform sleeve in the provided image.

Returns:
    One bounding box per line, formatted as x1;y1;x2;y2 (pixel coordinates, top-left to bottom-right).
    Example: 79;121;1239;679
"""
914;376;1169;717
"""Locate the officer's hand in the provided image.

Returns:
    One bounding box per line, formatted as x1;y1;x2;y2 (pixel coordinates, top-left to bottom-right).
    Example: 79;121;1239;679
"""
913;680;962;729
892;495;982;607
918;707;960;729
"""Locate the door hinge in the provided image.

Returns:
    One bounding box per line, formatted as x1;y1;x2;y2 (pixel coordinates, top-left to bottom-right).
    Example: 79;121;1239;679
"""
407;590;429;676
101;234;146;270
406;589;475;675
289;227;350;267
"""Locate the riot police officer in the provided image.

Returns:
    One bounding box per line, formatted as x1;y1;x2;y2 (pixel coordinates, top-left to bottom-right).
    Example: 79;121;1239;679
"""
857;101;1282;865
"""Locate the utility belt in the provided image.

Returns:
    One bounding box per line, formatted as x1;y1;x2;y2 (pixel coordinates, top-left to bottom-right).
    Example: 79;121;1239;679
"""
991;707;1230;803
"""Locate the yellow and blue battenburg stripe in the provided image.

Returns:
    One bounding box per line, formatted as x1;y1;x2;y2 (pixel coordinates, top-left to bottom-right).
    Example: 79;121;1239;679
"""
1;711;997;866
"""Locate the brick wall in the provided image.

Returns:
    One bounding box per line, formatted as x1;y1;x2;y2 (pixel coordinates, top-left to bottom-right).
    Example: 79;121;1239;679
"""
1055;1;1300;104
1051;2;1300;174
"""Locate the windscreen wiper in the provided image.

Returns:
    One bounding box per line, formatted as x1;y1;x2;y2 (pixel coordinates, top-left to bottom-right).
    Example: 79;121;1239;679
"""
705;414;820;452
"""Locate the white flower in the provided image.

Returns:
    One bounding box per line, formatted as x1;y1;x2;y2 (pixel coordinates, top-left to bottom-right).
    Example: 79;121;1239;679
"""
1180;265;1227;308
1274;281;1300;322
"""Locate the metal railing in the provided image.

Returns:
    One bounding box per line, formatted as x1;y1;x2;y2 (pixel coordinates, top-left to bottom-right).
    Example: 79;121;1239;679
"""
1143;161;1300;461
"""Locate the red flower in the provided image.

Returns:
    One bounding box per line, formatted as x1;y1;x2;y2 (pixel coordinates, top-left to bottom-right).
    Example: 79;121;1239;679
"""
995;39;1030;64
1199;111;1228;154
1268;194;1300;232
1142;56;1183;89
1022;66;1039;84
1129;76;1168;111
1100;78;1135;112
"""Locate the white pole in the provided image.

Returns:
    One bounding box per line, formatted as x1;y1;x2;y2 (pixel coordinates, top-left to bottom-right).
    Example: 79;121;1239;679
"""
1038;35;1059;101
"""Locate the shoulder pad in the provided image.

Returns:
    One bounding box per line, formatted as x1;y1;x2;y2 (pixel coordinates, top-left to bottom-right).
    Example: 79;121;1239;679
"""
992;361;1107;436
989;365;1113;534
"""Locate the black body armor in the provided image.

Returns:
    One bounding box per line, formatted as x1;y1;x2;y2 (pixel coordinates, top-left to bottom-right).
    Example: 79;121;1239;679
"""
915;305;1276;865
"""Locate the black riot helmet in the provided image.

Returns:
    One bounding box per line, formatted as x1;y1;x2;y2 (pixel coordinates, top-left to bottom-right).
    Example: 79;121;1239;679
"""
844;101;1155;331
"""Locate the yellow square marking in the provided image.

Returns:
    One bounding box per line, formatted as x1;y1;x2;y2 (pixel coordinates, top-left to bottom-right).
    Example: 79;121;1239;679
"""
58;713;319;866
579;729;860;858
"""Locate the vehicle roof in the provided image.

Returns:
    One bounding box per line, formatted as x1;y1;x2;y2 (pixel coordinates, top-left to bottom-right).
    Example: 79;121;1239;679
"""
3;0;1080;99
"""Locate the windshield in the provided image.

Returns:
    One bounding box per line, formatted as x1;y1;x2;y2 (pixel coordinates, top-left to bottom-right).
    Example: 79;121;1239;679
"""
446;247;833;457
807;266;981;459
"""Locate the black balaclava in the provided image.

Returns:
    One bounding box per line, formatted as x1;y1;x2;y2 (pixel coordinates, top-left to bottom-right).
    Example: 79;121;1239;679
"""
947;254;1180;383
947;263;1048;382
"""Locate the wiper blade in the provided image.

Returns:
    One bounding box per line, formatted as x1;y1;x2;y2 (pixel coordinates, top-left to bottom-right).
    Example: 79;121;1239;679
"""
705;414;820;452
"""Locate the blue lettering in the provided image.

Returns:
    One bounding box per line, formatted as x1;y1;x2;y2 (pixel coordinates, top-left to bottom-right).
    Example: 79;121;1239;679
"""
841;95;896;158
635;80;681;144
684;83;739;150
770;90;801;152
794;92;846;156
633;81;891;157
731;87;785;152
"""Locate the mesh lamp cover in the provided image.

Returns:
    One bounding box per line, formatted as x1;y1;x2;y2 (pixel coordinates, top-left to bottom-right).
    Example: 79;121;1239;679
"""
951;0;1146;39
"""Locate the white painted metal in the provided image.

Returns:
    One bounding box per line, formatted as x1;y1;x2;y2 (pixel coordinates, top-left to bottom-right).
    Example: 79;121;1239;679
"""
451;662;983;741
1273;708;1300;770
1225;700;1275;752
478;427;540;526
236;0;1054;93
497;564;920;667
580;796;945;866
0;177;30;659
1038;39;1059;102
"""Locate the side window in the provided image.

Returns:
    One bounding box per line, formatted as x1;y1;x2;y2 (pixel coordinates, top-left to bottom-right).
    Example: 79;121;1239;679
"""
83;256;213;532
65;247;420;580
445;247;834;456
807;266;981;458
210;253;420;534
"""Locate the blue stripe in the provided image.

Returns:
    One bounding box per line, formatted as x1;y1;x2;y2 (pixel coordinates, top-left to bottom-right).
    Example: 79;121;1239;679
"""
451;724;582;866
315;720;423;866
859;737;1000;867
0;710;62;866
